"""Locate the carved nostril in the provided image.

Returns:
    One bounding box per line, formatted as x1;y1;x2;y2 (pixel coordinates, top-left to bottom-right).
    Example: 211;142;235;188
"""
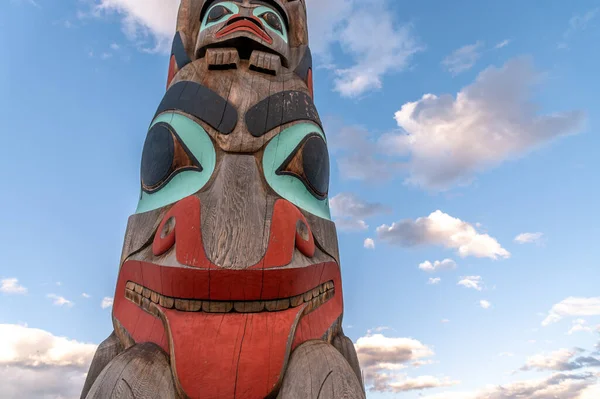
296;220;309;242
161;217;176;239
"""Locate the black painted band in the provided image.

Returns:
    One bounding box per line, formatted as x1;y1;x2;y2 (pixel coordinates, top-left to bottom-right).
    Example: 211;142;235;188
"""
245;91;322;138
154;81;238;135
294;47;312;83
171;31;192;69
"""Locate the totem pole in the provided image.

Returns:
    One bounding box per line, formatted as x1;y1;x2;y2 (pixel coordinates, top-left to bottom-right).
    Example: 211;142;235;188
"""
81;1;365;398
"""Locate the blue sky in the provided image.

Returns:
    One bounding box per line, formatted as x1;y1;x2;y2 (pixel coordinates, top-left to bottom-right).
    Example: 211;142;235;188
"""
1;0;600;398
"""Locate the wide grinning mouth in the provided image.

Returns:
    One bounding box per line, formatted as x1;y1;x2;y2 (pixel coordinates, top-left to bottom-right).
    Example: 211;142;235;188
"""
125;280;335;316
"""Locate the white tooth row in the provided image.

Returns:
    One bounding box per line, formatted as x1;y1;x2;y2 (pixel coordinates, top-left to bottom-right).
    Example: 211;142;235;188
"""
125;281;335;315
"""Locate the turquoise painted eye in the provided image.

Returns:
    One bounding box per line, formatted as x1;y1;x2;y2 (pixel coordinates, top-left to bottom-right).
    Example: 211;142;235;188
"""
253;6;287;43
201;2;239;31
263;123;331;219
136;112;216;214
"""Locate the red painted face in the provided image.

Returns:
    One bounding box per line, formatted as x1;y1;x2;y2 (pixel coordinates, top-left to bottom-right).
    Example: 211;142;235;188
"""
113;194;343;398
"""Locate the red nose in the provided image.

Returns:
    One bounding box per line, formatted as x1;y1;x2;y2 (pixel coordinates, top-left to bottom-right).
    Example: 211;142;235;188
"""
152;196;315;269
216;15;273;44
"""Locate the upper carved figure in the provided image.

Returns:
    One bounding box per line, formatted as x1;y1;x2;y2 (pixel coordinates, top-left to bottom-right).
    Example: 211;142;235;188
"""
81;1;366;398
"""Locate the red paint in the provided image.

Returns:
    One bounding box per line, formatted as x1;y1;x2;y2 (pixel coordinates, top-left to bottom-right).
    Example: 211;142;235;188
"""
216;17;273;44
167;55;177;89
112;261;343;398
152;197;314;270
114;195;340;398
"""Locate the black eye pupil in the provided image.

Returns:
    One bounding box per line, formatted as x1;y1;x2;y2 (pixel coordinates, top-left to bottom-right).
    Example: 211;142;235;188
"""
207;5;231;23
141;123;175;189
261;12;282;33
302;136;330;198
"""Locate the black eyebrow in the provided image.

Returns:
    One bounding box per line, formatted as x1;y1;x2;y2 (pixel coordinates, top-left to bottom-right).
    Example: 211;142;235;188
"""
154;81;238;135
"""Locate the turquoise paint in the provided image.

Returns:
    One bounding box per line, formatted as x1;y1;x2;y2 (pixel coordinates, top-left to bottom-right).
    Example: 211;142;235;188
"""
253;6;288;43
263;123;331;220
200;2;239;31
136;112;216;214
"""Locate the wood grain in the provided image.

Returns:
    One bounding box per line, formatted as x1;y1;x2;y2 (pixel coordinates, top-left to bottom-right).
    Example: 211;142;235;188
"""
80;332;123;399
333;334;365;394
277;340;365;399
84;343;179;399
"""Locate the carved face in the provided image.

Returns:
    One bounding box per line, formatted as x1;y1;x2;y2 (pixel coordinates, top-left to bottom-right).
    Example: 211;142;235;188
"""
111;1;340;398
195;0;292;67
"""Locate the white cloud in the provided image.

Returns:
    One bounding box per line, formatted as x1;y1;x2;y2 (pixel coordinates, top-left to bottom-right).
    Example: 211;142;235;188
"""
1;278;27;295
422;372;599;399
428;278;441;285
441;319;450;324
81;293;91;299
458;276;483;291
495;39;511;49
0;324;97;399
419;259;457;273
306;0;424;97
364;238;376;250
515;232;544;244
354;333;456;392
521;348;600;372
101;297;114;309
47;294;74;307
543;297;600;326
480;300;492;309
380;57;584;190
90;0;179;53
442;41;484;75
377;211;510;259
569;319;594;335
330;193;390;220
335;219;369;232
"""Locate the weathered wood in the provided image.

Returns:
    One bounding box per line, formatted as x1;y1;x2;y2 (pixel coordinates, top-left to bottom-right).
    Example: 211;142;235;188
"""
80;332;123;399
333;334;365;394
88;1;364;398
84;343;180;399
277;341;365;399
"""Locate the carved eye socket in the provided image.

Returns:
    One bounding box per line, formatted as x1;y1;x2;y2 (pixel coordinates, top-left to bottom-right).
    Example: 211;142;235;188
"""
207;5;232;23
141;122;202;193
277;134;330;199
260;11;283;34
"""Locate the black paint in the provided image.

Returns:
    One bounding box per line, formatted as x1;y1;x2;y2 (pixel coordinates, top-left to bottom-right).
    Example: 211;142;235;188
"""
141;123;175;189
171;31;192;69
302;135;330;197
294;47;312;83
277;133;329;199
154;81;238;135
245;91;322;138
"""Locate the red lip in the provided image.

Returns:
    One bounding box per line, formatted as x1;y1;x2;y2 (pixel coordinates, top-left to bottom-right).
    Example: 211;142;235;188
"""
113;261;343;399
216;18;273;44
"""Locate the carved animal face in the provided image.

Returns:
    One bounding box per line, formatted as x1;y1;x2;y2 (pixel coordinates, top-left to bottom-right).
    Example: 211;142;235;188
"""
195;0;292;67
111;1;340;398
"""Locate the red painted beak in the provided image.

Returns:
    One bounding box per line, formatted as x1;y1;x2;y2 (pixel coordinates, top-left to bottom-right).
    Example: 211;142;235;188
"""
216;15;273;44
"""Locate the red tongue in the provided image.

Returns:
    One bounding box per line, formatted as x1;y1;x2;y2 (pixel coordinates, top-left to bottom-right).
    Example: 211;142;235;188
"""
163;306;305;399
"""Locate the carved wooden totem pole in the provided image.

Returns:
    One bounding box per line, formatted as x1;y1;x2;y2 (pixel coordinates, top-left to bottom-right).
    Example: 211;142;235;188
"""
81;1;365;398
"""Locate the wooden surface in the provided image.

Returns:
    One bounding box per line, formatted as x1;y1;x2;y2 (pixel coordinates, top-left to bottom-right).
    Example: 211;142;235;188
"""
81;332;123;399
87;0;365;398
84;343;179;399
277;340;365;399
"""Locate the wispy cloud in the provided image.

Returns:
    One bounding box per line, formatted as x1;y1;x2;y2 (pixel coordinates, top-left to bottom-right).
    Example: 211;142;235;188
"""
495;39;511;49
419;259;457;273
0;278;27;295
442;41;484;75
479;300;492;309
558;8;599;49
428;278;441;285
101;297;114;309
458;276;484;291
47;294;74;307
543;297;600;326
330;192;390;232
515;232;544;244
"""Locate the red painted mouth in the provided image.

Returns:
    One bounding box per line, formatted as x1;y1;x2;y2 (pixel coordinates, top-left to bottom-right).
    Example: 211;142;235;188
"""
216;18;273;44
113;261;343;399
